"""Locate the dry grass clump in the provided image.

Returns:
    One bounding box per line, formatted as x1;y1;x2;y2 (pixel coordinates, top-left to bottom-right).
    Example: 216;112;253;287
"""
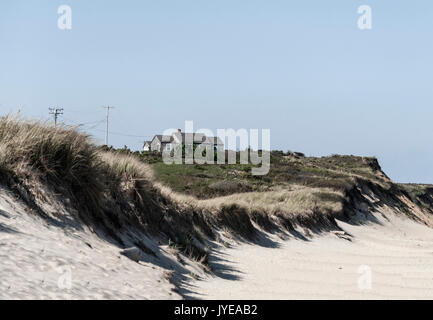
99;151;154;198
208;180;253;195
0;116;155;214
193;187;344;233
0;115;104;208
155;176;343;220
99;152;154;182
151;175;345;236
200;187;344;217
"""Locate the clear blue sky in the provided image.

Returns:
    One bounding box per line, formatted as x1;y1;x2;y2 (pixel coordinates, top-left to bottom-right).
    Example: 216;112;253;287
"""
1;1;432;183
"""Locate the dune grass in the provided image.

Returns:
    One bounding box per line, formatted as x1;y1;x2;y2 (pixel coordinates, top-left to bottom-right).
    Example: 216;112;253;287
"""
0;114;398;245
0;115;105;209
0;116;157;210
199;187;344;216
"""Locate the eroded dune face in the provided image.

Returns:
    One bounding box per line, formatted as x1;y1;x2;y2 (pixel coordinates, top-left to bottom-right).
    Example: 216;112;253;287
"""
0;190;182;300
2;179;433;300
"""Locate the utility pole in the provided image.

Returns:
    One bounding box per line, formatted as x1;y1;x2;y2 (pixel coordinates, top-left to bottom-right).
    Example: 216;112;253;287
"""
103;106;114;145
49;107;64;126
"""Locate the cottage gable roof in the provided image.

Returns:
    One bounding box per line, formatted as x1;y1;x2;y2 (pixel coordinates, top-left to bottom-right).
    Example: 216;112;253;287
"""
153;135;174;143
173;132;223;145
149;132;223;146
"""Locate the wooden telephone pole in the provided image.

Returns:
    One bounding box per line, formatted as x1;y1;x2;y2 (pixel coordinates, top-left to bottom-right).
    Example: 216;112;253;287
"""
103;106;114;145
49;107;64;126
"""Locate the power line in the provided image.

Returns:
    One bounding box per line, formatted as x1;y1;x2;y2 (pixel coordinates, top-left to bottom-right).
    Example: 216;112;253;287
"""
62;115;152;139
89;128;153;138
64;108;103;115
49;106;153;143
49;107;63;126
84;120;106;129
62;117;106;128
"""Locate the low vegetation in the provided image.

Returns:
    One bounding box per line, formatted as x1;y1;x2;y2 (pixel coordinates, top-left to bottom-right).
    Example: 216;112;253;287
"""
398;183;433;210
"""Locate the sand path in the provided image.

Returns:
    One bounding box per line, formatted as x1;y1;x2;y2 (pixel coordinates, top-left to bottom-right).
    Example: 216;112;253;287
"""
189;212;433;299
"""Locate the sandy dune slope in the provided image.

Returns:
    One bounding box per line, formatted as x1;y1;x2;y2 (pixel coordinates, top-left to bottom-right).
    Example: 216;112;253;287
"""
3;185;433;300
188;211;433;300
0;191;181;300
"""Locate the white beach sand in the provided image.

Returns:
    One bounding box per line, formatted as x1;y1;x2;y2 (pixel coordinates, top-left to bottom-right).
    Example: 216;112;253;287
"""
2;184;433;300
189;211;433;300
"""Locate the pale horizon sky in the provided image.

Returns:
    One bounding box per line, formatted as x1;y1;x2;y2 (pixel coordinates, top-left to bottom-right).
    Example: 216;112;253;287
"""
1;1;432;183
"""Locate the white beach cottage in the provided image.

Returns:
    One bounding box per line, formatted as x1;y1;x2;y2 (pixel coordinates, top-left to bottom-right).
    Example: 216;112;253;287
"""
143;129;223;153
